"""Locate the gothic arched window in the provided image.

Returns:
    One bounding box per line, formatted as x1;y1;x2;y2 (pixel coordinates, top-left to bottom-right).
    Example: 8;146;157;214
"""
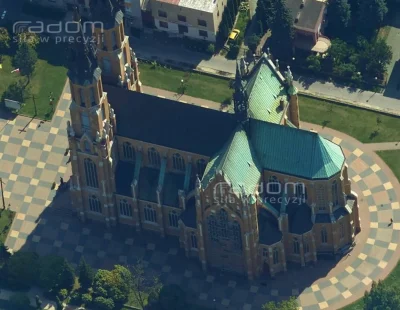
268;175;280;194
197;159;207;177
317;185;325;210
148;147;161;167
232;220;242;251
332;180;339;206
84;158;98;188
169;210;179;228
102;56;111;74
321;227;328;243
89;195;102;213
144;205;157;223
123;142;135;161
191;232;198;249
79;88;85;107
84;140;90;152
304;241;310;253
90;88;96;106
293;238;300;254
81;111;90;133
119;199;132;217
340;222;345;239
273;247;279;264
173;153;185;172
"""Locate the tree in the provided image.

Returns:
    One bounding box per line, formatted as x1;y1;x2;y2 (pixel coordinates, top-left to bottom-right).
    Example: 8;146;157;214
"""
357;0;388;37
93;265;132;304
0;27;10;51
4;251;39;289
16;31;39;49
262;297;298;310
247;34;261;53
38;255;75;291
13;41;38;81
327;0;351;36
306;54;322;73
3;80;28;103
357;37;392;79
9;293;31;310
78;256;94;290
0;240;11;262
255;0;275;34
363;280;400;310
266;0;294;60
93;296;115;310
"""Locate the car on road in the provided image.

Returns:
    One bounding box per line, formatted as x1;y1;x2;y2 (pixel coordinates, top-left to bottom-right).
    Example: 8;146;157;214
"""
228;29;241;42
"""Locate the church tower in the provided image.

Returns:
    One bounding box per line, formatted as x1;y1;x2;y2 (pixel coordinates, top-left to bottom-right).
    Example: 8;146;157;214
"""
90;0;142;92
67;10;119;227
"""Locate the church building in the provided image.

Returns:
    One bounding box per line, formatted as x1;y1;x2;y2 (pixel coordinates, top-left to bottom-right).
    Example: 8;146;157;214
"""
66;0;361;280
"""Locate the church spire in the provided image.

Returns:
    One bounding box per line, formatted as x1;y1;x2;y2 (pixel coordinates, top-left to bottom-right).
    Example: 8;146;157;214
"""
90;0;124;29
67;8;101;85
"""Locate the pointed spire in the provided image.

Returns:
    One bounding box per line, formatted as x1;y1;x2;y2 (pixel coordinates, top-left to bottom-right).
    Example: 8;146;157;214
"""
67;10;100;85
90;0;123;29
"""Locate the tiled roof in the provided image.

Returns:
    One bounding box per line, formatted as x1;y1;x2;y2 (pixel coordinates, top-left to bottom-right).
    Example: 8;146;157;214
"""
250;119;344;179
244;56;288;124
105;85;238;156
201;126;262;196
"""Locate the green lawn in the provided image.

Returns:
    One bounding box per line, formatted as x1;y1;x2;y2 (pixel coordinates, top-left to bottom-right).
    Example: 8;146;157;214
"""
139;62;233;104
0;41;67;120
299;96;400;143
0;209;15;243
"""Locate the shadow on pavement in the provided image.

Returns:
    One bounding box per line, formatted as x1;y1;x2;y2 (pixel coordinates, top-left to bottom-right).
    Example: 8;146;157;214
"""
383;60;400;100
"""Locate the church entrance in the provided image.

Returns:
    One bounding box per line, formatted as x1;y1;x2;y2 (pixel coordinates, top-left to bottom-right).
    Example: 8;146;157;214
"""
205;209;245;274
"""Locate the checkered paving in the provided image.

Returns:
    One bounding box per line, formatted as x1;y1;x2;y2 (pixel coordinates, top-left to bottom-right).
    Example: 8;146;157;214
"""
2;84;400;310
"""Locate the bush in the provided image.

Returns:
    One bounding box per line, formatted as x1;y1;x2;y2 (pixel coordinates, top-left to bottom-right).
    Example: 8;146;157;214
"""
93;296;115;310
82;293;93;305
247;34;261;53
9;293;31;310
38;255;75;291
206;43;215;55
69;291;81;306
4;251;39;289
58;288;68;301
226;44;240;60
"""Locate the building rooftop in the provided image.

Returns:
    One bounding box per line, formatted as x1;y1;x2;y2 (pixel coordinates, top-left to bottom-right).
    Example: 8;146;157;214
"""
156;0;218;12
286;0;326;31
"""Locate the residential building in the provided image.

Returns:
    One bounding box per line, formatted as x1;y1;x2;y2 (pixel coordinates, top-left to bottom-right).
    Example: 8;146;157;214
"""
286;0;331;53
66;1;361;280
149;0;227;42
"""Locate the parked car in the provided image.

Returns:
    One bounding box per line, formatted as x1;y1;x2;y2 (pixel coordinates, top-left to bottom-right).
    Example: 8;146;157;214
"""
228;29;241;42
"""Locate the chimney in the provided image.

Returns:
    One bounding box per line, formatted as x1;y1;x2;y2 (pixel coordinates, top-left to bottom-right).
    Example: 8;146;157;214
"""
279;99;285;110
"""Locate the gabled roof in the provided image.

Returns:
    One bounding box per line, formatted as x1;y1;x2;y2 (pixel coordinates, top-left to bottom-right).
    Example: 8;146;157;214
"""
243;56;288;124
201;126;262;195
105;85;238;156
250;119;344;179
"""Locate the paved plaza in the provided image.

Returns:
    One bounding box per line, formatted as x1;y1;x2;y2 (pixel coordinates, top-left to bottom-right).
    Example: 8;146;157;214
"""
1;84;400;310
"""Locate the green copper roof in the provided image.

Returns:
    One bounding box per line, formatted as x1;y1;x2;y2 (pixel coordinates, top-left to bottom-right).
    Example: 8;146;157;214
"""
202;126;261;196
244;56;288;124
250;119;344;179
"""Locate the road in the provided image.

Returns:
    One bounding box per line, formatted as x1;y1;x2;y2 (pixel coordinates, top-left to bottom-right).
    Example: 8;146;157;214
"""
131;34;400;114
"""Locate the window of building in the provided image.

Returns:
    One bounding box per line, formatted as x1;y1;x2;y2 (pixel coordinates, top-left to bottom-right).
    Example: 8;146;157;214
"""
122;48;127;66
89;195;102;213
293;238;300;254
148;148;161;167
101;104;106;120
79;88;85;107
84;140;90;152
304;241;310;253
339;222;345;239
191;232;197;249
232;221;242;251
198;19;207;27
119;199;132;217
178;24;188;34
173;153;185;171
84;158;99;188
169;210;179;228
332;180;339;206
321;227;328;243
268;175;280;194
123;142;135;161
89;88;96;106
295;183;307;202
102;56;111;74
317;185;325;210
273;247;279;264
199;30;208;37
144;205;157;223
197;159;207;176
81;111;90;133
158;10;167;18
111;31;117;49
177;14;186;22
159;21;168;29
